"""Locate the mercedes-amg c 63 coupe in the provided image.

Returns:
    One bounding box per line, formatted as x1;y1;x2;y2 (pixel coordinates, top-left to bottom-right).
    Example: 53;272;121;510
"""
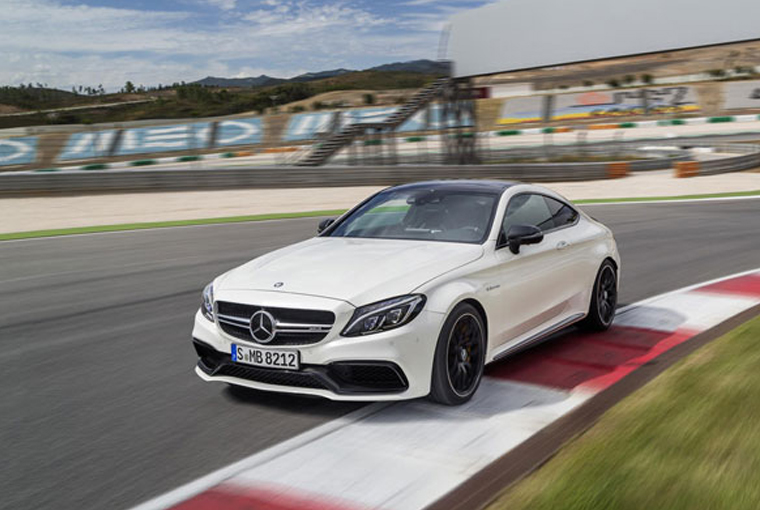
193;180;620;405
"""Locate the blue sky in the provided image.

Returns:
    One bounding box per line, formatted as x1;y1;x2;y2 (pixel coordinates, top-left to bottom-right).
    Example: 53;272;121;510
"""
1;0;494;91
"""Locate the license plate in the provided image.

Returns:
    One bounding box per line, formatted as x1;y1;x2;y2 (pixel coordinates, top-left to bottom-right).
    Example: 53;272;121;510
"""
231;344;300;370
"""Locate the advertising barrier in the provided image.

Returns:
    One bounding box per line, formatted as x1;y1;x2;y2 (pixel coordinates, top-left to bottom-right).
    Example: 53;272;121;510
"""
59;130;118;161
284;105;473;141
552;86;699;121
498;96;546;125
56;117;265;162
0;137;38;167
117;123;212;156
723;80;760;110
215;118;264;147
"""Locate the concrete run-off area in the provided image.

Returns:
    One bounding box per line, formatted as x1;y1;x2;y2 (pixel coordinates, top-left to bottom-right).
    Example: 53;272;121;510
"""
2;171;760;235
134;270;760;510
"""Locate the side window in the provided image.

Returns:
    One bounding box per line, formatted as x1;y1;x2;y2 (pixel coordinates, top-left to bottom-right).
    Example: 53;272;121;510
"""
544;196;579;229
503;194;579;233
503;194;554;233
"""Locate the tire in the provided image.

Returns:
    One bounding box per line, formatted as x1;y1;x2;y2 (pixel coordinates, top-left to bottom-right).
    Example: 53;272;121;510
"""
430;303;486;405
580;260;618;332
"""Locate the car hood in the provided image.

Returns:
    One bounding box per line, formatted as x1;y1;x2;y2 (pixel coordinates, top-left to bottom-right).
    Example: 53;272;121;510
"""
218;237;484;305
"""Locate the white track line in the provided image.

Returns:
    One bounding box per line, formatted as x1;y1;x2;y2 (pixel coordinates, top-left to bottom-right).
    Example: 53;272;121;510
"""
129;403;389;510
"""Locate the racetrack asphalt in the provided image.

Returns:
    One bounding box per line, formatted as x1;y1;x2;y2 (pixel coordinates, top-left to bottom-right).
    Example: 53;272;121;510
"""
1;198;759;510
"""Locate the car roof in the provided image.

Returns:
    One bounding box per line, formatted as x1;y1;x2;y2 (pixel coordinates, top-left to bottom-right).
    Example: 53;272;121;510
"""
386;180;516;194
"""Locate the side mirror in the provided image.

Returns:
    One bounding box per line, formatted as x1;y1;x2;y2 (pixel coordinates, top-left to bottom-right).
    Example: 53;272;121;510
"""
318;218;336;234
505;224;544;254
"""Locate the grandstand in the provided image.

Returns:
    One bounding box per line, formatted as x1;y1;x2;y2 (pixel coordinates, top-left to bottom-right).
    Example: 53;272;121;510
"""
2;0;760;170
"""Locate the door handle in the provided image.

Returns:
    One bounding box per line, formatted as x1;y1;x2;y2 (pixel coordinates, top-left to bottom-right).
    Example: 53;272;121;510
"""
555;241;570;251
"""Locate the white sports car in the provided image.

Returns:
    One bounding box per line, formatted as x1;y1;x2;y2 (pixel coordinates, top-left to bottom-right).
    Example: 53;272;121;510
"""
193;180;620;405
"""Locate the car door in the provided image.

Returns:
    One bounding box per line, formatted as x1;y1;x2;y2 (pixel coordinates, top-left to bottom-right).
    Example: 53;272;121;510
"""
483;193;580;353
538;195;593;317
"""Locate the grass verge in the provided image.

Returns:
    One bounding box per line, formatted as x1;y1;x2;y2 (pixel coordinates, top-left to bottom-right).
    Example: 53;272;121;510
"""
574;189;760;204
488;315;760;510
2;189;759;241
0;209;347;241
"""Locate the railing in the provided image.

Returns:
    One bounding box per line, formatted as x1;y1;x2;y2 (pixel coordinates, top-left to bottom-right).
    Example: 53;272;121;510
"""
295;78;451;167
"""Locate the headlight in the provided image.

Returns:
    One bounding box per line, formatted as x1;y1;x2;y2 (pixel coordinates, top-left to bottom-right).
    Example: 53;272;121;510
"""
201;283;214;321
342;295;426;337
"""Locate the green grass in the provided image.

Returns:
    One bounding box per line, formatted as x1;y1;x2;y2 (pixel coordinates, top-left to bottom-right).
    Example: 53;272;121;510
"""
574;189;760;204
488;315;760;510
0;209;347;241
2;190;759;241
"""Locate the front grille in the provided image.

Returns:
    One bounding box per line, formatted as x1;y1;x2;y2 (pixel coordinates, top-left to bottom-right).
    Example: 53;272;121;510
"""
215;364;328;390
329;362;408;392
216;301;335;346
194;339;408;395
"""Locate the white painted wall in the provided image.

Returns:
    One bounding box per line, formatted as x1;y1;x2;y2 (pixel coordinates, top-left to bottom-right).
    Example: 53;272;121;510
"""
449;0;760;78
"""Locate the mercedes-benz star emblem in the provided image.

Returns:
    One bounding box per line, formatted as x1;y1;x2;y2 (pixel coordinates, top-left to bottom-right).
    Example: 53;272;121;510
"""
249;310;277;344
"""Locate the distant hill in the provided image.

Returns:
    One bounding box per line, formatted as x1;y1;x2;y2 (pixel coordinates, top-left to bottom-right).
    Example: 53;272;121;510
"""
367;60;451;74
290;68;354;82
191;60;449;88
193;75;286;88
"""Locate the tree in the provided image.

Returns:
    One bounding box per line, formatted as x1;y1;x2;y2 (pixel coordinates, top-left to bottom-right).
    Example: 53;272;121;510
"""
363;93;376;105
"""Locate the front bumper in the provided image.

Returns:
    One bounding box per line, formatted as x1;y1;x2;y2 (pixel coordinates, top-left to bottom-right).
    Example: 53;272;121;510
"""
191;298;444;401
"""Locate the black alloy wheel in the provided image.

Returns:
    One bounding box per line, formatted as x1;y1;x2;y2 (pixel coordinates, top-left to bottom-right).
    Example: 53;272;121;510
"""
581;260;618;331
431;303;486;405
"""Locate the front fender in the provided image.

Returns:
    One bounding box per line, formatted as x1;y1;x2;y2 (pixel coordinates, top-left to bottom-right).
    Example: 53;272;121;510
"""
421;279;484;317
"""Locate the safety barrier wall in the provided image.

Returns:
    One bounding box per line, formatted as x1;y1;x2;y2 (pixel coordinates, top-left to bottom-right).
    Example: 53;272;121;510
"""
699;151;760;175
6;139;758;196
0;155;695;197
480;140;688;161
673;144;760;178
0;163;610;196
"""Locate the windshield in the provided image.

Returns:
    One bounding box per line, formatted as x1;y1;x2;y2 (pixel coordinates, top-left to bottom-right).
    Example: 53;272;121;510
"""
327;188;500;244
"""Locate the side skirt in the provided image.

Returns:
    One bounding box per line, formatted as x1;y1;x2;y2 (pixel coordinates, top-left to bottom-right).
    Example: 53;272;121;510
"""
490;313;586;363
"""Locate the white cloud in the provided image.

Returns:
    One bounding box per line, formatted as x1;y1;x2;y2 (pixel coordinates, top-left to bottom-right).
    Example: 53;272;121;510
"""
0;0;470;91
1;0;197;55
204;0;237;10
243;2;390;36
